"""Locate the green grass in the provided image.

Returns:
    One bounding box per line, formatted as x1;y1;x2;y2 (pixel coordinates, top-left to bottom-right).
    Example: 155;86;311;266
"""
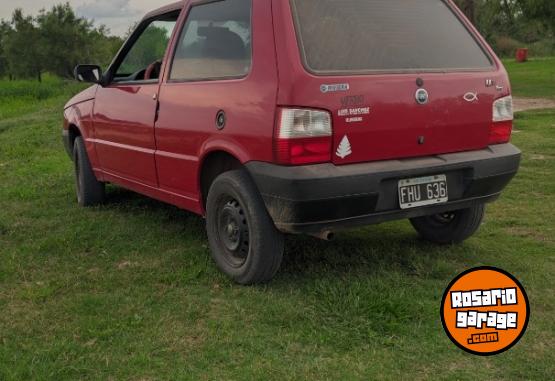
0;78;554;380
504;57;555;99
0;75;86;121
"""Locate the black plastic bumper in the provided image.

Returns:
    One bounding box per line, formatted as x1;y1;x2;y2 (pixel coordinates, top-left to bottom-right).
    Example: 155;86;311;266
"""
246;144;521;234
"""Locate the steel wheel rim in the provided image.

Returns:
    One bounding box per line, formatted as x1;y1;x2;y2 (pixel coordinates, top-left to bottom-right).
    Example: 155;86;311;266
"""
217;198;249;267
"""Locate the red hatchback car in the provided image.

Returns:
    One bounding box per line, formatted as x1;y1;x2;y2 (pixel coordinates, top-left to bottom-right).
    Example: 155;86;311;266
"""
64;0;520;284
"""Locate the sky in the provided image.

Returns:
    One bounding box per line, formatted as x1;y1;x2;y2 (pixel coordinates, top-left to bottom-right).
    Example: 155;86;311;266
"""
0;0;175;36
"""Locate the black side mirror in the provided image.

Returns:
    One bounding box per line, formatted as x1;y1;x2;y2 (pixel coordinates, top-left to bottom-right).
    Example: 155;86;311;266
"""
74;65;102;84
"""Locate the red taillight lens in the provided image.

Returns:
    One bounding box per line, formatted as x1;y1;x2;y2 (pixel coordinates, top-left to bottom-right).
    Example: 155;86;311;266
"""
274;108;332;165
489;120;513;145
490;95;513;145
275;136;332;165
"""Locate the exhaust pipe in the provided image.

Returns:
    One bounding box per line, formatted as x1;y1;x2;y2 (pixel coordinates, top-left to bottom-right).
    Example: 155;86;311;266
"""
309;231;335;241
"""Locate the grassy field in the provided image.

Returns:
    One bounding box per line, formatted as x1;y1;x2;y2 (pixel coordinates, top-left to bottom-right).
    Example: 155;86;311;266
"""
0;67;554;380
504;57;555;99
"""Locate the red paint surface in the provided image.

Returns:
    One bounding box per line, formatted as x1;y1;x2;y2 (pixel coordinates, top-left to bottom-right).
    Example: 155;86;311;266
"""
93;84;160;187
272;0;511;166
63;0;512;216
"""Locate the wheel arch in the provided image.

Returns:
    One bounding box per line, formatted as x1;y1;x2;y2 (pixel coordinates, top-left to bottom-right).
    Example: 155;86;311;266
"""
64;105;88;157
198;149;245;213
67;123;82;155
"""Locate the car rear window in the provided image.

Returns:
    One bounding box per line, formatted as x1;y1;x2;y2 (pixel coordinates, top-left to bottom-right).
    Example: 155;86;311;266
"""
290;0;493;73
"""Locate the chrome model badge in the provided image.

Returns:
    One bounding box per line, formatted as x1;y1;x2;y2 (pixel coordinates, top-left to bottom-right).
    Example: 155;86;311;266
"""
415;89;429;105
320;83;350;93
464;92;479;102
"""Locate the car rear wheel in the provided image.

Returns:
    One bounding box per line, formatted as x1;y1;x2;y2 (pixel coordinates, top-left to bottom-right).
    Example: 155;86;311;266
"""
73;137;105;206
206;170;284;284
410;204;485;244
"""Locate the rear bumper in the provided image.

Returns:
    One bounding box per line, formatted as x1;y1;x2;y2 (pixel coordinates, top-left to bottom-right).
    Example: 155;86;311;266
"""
246;144;521;234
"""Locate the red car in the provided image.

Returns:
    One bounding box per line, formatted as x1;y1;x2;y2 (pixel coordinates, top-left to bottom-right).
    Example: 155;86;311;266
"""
63;0;520;284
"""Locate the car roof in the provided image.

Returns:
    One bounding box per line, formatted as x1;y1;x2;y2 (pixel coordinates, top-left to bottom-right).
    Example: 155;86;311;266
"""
143;1;184;20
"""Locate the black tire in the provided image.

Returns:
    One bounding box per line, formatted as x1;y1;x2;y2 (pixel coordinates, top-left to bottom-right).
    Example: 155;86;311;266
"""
206;170;284;284
73;137;105;207
410;204;485;244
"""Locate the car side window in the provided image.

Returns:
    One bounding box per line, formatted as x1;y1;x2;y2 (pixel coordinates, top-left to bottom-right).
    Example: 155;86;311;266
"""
169;0;252;81
114;14;178;82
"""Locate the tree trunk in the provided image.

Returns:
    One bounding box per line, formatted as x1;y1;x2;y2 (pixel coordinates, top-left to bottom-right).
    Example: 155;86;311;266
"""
37;70;42;83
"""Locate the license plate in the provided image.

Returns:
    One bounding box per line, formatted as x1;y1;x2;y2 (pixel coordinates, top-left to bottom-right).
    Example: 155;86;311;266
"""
398;175;448;210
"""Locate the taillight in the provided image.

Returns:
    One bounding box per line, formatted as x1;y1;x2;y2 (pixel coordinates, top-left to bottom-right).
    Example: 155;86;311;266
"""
274;108;332;165
490;95;513;145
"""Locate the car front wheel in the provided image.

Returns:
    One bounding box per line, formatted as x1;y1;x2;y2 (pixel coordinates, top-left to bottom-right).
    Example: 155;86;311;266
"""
73;136;105;206
410;204;485;244
206;170;284;285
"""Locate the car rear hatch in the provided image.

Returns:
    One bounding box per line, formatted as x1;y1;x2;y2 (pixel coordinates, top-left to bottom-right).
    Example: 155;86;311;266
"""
288;0;507;165
327;73;501;164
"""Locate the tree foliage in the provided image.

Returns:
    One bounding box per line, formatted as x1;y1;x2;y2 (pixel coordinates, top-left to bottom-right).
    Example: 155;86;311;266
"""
118;25;171;75
519;0;555;32
0;3;123;80
454;0;555;57
1;1;554;80
3;9;44;81
0;21;10;78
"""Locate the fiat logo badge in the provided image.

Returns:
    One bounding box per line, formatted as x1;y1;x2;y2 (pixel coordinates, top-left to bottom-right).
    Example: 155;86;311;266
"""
415;88;429;105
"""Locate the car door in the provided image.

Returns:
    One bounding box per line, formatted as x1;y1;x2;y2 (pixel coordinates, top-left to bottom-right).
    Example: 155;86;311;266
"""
154;0;278;202
93;12;179;187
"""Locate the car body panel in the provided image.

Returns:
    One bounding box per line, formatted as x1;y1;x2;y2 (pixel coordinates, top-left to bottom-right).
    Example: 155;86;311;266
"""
272;0;512;165
86;1;185;189
63;91;102;175
63;0;518;224
92;83;160;187
64;84;98;109
143;1;184;21
154;0;278;202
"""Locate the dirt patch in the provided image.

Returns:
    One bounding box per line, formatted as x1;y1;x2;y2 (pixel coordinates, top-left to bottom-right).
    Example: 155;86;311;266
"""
505;227;553;243
530;154;549;161
513;98;555;112
116;261;138;270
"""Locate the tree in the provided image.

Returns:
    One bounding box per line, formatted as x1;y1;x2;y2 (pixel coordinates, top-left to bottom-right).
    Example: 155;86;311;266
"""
518;0;555;34
0;21;11;78
451;0;554;57
4;9;45;81
118;25;171;74
89;25;125;71
0;3;123;81
36;3;122;78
